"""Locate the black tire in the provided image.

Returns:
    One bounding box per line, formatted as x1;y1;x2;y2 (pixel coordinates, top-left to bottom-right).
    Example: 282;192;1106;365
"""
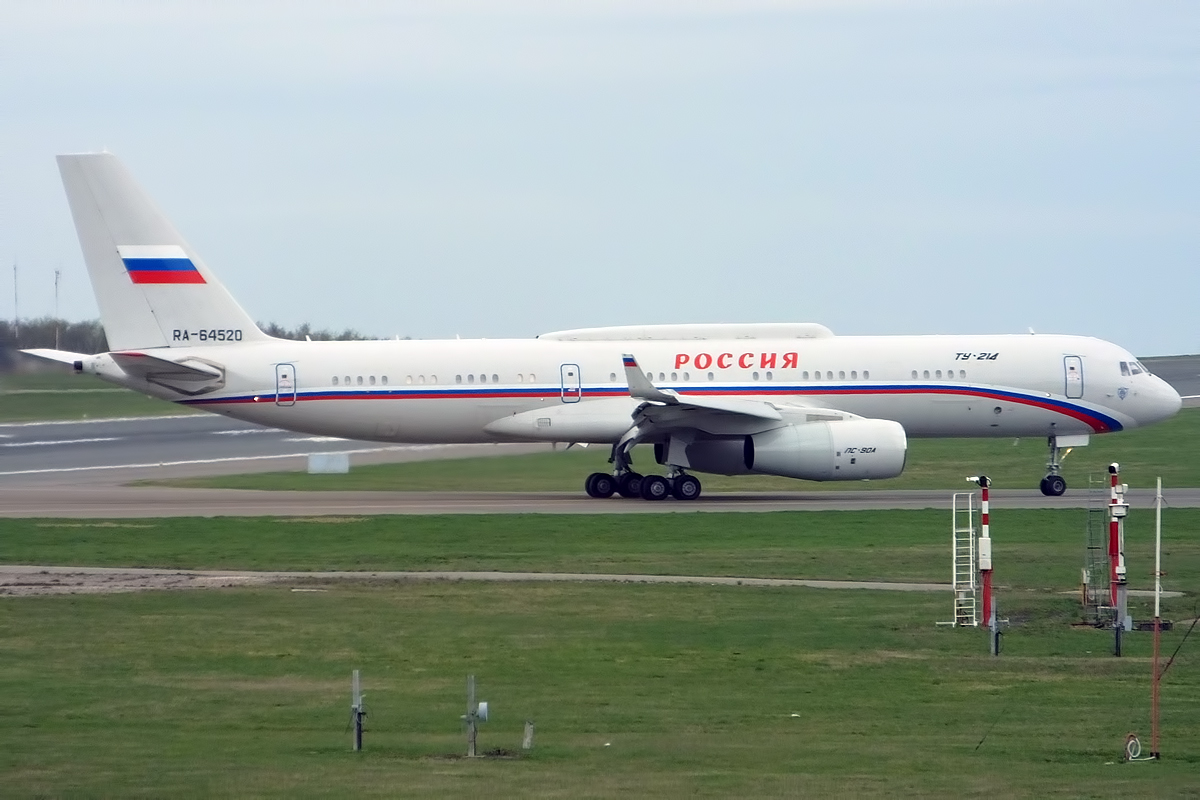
640;475;670;501
592;473;615;498
1044;475;1067;497
672;475;702;501
585;472;615;498
1039;477;1050;496
617;472;644;498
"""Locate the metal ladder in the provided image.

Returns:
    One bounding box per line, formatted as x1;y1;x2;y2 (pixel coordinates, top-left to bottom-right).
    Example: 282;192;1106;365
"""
1083;475;1113;624
951;492;980;627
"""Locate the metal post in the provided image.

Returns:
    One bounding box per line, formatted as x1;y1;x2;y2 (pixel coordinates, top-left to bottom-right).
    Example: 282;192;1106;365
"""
467;674;477;758
1151;477;1162;758
1109;463;1131;655
351;669;365;751
54;269;61;350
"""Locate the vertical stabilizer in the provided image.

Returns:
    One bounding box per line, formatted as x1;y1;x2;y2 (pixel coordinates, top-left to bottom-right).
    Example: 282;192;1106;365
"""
57;153;268;350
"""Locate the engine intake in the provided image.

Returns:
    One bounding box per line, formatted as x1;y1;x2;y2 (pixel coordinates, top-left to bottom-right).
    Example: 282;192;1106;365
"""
744;419;907;481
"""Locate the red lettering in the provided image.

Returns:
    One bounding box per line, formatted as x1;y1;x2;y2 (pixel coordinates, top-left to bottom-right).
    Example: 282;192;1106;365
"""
695;353;712;369
675;353;690;369
782;352;798;369
738;352;753;369
760;352;777;369
717;353;733;369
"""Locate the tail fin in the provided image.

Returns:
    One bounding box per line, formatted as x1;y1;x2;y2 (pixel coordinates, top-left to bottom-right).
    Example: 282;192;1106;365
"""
57;153;269;351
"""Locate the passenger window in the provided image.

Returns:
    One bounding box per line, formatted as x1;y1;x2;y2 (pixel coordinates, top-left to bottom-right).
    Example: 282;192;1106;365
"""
826;371;833;380
683;372;690;381
959;370;966;379
802;371;809;380
418;375;425;384
838;371;845;380
456;375;462;384
658;372;665;381
492;374;498;383
752;371;759;381
863;371;869;379
468;374;475;384
911;371;918;379
609;373;615;382
356;376;363;386
765;371;772;380
369;376;376;386
430;375;436;383
935;370;942;379
407;375;413;385
671;372;677;381
851;371;857;379
480;374;487;384
332;376;339;386
345;376;352;385
381;376;388;385
923;370;930;379
518;374;524;383
707;372;714;381
529;373;535;382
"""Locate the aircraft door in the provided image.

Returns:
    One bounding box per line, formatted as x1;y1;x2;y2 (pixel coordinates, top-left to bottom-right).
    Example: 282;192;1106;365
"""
1064;356;1083;399
560;363;582;403
275;363;297;406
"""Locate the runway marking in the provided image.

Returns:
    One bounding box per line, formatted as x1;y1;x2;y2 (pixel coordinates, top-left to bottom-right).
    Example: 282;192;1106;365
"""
0;445;440;476
0;414;200;428
2;437;120;448
211;428;278;436
284;436;349;443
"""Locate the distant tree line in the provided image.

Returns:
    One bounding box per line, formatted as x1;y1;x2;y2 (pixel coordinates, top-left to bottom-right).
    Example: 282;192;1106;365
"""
257;322;373;342
0;318;380;371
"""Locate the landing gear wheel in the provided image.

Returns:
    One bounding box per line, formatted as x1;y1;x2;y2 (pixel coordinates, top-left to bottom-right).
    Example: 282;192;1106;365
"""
585;472;615;498
640;475;670;501
672;475;702;501
616;472;644;498
1041;475;1067;497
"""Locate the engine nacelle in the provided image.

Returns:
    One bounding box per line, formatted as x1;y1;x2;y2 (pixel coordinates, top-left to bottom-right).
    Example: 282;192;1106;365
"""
744;419;907;481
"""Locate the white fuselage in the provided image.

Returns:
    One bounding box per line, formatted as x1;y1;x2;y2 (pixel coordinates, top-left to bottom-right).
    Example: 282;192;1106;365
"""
90;331;1181;445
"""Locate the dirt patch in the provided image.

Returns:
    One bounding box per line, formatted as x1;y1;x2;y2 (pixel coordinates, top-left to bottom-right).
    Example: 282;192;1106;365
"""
0;567;275;596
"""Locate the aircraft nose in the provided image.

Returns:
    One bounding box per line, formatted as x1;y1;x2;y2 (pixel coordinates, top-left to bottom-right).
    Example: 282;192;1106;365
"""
1143;376;1182;425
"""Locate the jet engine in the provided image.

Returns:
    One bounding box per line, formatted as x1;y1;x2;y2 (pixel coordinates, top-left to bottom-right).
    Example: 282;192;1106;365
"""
743;419;907;481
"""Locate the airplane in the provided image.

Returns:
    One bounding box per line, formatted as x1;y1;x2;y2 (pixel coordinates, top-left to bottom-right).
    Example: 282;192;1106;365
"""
23;153;1182;500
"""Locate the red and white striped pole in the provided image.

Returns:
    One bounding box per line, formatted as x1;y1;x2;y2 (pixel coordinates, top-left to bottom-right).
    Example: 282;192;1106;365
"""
973;475;993;625
1109;463;1121;606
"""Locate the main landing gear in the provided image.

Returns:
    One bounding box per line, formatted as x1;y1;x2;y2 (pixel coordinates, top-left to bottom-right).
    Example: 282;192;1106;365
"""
584;469;703;501
1039;435;1068;497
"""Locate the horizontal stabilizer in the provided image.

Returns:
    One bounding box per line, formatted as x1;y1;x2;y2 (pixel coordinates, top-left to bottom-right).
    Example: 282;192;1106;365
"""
20;348;90;367
110;351;225;395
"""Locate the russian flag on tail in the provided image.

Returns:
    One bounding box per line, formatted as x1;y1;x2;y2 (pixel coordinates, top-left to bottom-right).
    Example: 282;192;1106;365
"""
117;245;206;285
622;355;638;368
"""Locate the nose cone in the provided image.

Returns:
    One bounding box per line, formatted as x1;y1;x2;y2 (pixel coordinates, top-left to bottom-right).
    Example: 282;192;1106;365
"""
1140;376;1182;426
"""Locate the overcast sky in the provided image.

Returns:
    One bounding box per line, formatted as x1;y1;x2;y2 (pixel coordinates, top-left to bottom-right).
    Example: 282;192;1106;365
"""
1;0;1196;354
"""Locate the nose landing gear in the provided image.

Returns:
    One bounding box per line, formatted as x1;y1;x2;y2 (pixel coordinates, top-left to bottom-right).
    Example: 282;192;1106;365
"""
1040;436;1068;496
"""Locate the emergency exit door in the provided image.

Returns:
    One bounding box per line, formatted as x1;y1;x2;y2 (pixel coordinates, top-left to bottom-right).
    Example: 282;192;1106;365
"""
560;364;582;403
275;363;297;406
1064;356;1084;399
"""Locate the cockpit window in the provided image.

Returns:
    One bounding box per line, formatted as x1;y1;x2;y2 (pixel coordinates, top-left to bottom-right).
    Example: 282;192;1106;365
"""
1136;361;1153;375
1120;362;1130;376
1130;362;1143;375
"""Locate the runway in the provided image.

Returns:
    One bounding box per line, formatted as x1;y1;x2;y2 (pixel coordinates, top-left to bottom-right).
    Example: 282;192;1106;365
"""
0;414;548;486
1;484;1196;518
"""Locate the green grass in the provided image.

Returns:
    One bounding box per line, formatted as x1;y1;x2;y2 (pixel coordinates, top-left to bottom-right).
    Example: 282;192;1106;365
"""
159;408;1200;492
4;509;1197;595
1;583;1196;796
0;368;193;421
